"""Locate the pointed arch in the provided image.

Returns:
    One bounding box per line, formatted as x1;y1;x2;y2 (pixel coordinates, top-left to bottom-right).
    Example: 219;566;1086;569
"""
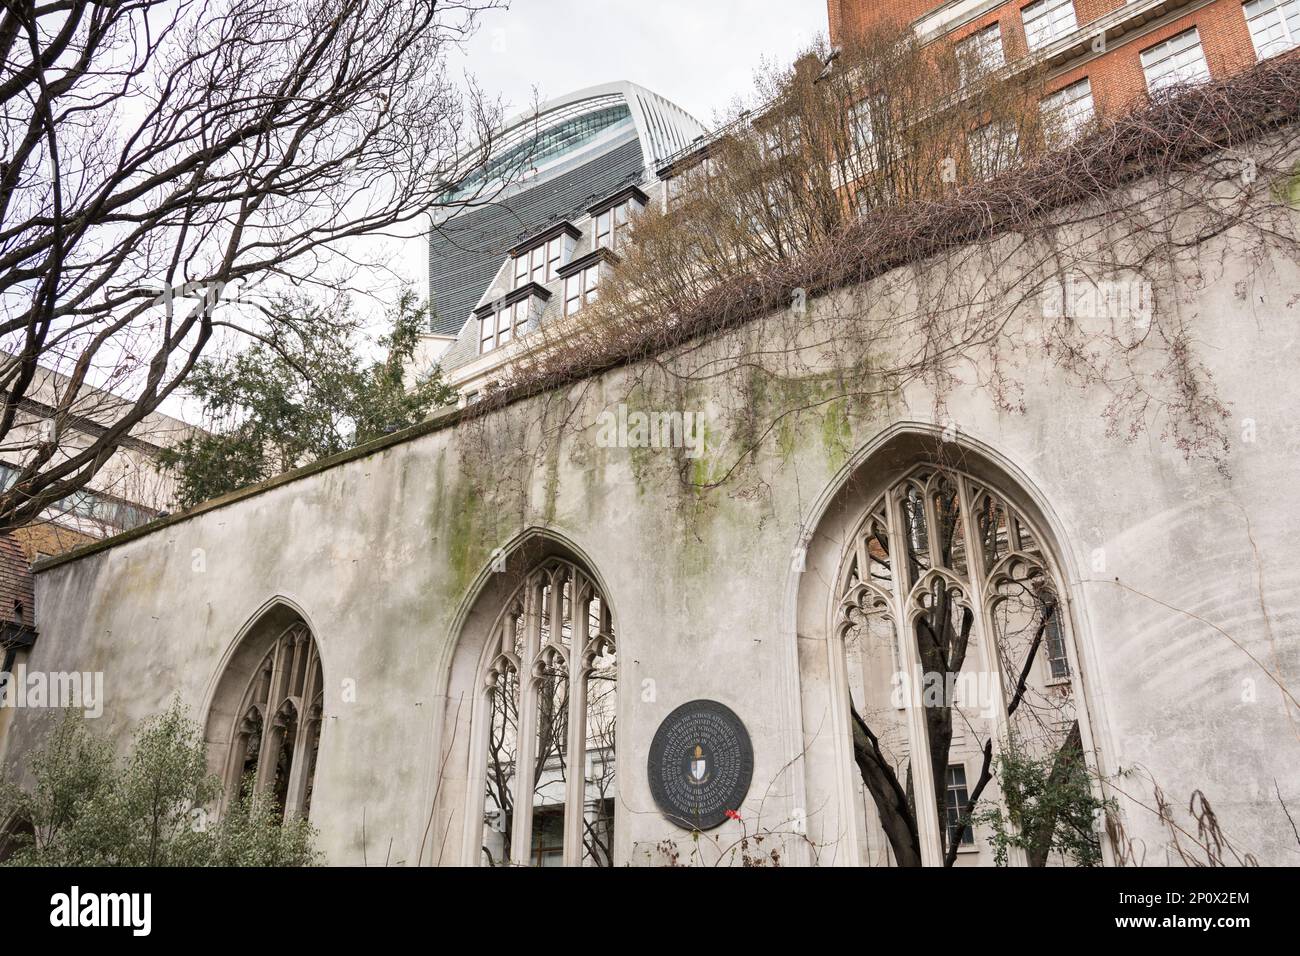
203;598;325;821
435;529;620;867
790;423;1109;867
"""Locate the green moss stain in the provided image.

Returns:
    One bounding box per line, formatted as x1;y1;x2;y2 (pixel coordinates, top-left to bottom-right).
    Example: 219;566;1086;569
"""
821;397;853;472
542;437;562;525
1272;159;1300;208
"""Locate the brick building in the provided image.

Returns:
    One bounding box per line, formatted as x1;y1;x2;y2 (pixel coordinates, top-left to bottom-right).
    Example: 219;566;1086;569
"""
828;0;1297;121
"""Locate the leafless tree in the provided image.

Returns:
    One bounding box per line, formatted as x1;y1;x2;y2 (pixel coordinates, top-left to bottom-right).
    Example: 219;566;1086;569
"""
0;0;504;531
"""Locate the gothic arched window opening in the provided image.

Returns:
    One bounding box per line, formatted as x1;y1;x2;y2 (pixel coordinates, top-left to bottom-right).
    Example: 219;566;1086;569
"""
834;465;1095;866
477;558;617;867
222;621;324;822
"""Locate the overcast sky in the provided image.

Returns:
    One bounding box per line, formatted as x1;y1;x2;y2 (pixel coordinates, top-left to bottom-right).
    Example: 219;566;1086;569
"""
451;0;828;128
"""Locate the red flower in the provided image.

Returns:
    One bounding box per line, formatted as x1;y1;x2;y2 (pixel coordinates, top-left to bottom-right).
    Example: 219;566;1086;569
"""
725;809;742;821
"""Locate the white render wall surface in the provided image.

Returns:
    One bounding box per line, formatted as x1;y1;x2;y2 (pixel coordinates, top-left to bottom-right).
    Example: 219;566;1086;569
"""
9;153;1300;867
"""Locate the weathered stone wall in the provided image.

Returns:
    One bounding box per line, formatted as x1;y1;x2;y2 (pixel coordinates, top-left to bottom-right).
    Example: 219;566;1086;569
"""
9;137;1300;866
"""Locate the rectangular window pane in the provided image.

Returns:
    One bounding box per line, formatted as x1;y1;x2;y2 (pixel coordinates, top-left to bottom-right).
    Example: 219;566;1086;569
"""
1141;28;1211;94
1244;0;1300;59
957;24;1005;85
547;238;563;281
849;98;874;151
1023;0;1078;51
945;765;974;847
1041;77;1094;144
969;122;1017;177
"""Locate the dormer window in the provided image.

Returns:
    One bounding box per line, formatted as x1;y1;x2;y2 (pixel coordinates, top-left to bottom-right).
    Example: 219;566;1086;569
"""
558;249;615;317
664;154;717;209
588;185;648;254
564;265;601;316
509;223;580;291
476;283;552;354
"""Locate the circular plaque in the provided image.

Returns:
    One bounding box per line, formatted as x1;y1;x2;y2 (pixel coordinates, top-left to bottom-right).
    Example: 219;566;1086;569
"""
647;699;753;830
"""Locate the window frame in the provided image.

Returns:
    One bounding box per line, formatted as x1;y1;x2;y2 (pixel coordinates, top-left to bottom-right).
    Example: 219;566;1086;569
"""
594;197;642;253
1243;0;1300;60
219;621;324;823
478;296;534;354
1040;77;1095;145
563;264;601;316
1140;27;1212;95
944;764;976;849
831;463;1088;866
1021;0;1079;52
956;23;1006;85
469;558;618;867
968;121;1019;178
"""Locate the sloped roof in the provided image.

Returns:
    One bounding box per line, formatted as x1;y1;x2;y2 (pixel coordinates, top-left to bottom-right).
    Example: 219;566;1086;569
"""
0;534;35;631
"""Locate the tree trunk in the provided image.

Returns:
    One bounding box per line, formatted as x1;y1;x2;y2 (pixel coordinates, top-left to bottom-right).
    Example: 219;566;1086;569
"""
849;702;923;867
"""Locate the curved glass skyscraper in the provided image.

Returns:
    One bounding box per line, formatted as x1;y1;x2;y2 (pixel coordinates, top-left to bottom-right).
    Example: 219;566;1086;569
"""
427;82;707;345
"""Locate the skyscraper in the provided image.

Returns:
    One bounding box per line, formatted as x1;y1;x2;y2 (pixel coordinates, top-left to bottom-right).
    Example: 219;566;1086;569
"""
423;82;706;394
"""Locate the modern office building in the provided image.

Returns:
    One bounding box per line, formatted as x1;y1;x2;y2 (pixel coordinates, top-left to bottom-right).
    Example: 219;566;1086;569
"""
421;82;707;397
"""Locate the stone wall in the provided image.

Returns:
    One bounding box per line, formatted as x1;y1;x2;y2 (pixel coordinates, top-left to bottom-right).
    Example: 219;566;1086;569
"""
8;134;1300;866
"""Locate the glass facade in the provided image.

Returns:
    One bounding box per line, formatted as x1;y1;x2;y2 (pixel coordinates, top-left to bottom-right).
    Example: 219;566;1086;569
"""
445;105;635;203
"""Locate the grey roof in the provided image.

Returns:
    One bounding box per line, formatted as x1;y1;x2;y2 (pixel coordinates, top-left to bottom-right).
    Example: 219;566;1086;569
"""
427;138;648;337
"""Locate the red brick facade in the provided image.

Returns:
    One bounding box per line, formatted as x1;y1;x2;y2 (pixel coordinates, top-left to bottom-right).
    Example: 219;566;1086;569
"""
827;0;1273;117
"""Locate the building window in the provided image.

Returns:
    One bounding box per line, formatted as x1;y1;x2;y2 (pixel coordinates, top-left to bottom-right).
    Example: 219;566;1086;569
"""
477;558;617;866
529;806;565;867
761;124;785;160
513;235;568;290
667;157;716;209
956;24;1005;85
1140;28;1212;95
1040;77;1095;144
1244;0;1300;59
834;464;1084;865
945;766;975;847
479;297;532;353
969;122;1018;177
594;198;641;252
217;620;324;821
1022;0;1078;52
1039;589;1070;679
0;462;157;531
848;97;875;153
563;265;601;316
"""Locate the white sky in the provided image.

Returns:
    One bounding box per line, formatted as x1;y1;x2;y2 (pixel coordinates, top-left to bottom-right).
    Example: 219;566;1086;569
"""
455;0;828;129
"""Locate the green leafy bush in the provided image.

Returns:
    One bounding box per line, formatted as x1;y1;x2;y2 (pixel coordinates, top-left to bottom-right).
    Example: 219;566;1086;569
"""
0;700;319;867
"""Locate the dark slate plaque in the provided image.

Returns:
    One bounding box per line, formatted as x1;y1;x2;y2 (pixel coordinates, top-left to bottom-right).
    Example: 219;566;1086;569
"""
647;699;753;830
